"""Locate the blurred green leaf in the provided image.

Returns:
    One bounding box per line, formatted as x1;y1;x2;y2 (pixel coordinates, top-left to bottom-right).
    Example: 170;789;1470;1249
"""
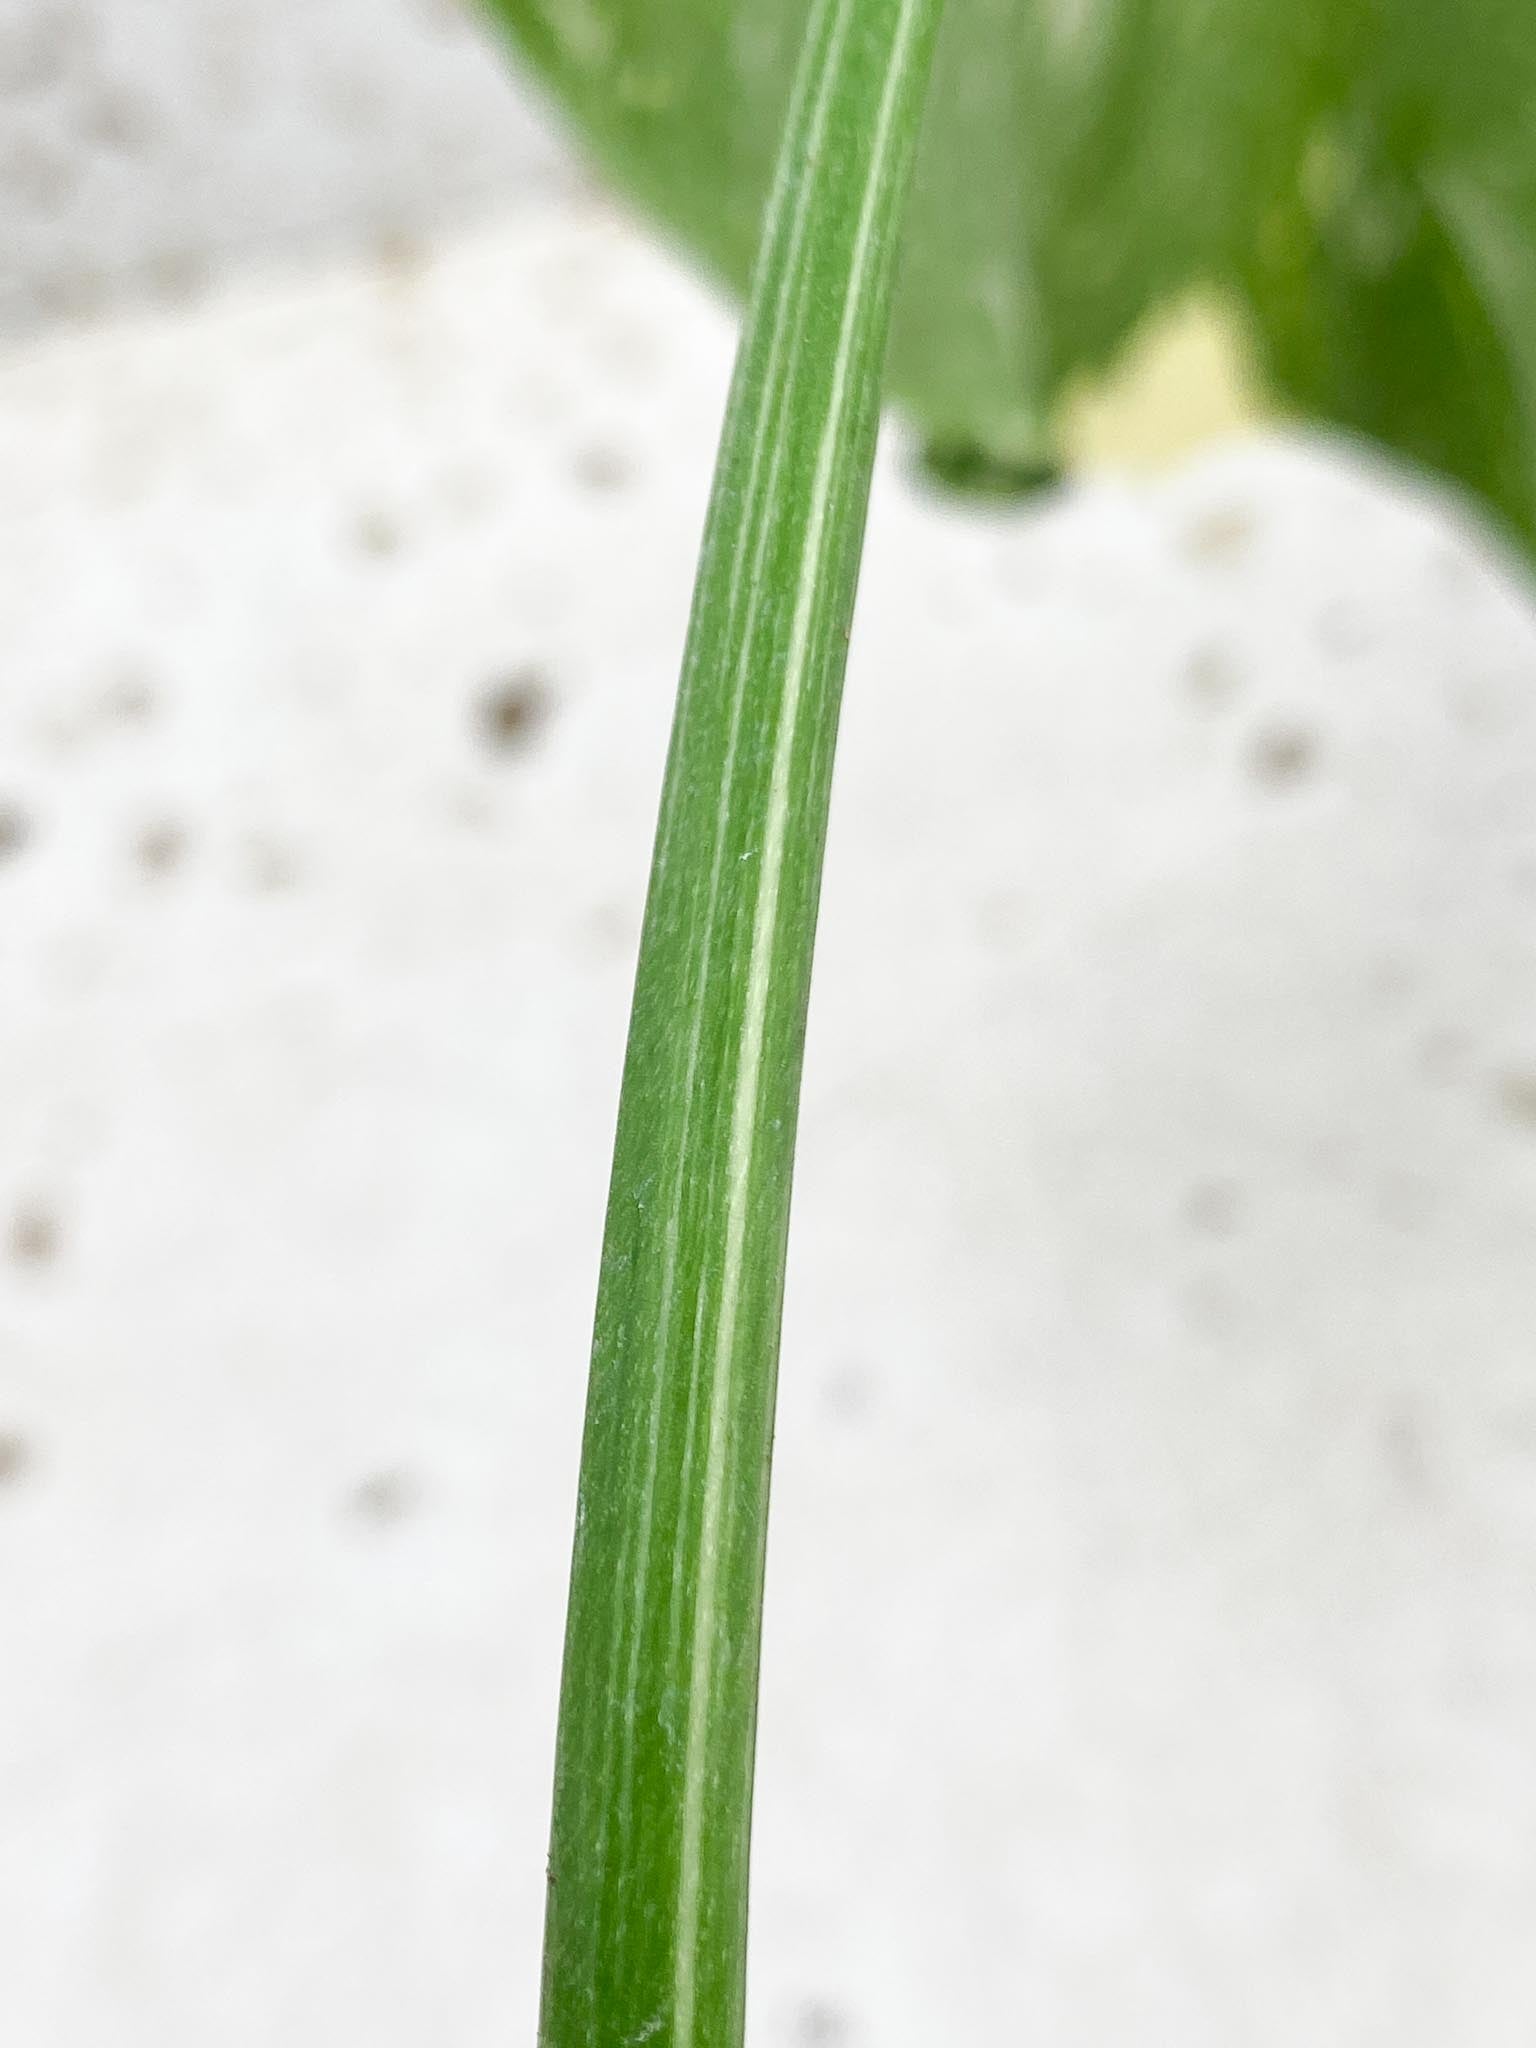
486;0;1536;546
1241;0;1536;547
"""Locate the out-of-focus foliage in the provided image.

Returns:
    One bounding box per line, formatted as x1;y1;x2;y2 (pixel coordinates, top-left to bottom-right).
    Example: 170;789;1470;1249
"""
486;0;1536;547
1241;0;1536;549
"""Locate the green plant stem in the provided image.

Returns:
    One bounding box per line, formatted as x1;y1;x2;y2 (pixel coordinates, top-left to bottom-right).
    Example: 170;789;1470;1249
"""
538;1;945;2042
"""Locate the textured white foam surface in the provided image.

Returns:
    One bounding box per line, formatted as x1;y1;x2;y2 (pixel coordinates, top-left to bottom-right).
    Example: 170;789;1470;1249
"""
0;0;571;333
3;203;1536;2046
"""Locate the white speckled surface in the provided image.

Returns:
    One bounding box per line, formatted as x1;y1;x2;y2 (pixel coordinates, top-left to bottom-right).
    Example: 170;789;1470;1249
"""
0;0;571;332
4;202;1536;2046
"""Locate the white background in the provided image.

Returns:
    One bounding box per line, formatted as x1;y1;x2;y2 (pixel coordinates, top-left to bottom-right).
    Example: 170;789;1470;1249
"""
0;0;569;332
3;4;1536;2044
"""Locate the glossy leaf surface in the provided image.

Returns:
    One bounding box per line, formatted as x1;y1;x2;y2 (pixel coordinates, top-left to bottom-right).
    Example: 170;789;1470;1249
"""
490;0;1536;543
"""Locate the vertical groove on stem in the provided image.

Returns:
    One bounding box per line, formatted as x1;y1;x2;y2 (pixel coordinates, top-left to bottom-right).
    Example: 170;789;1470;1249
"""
539;2;947;2042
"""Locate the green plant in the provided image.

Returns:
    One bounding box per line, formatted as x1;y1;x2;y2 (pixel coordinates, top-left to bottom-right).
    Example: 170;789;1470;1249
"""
496;0;1536;548
475;2;1536;2042
535;4;942;2041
